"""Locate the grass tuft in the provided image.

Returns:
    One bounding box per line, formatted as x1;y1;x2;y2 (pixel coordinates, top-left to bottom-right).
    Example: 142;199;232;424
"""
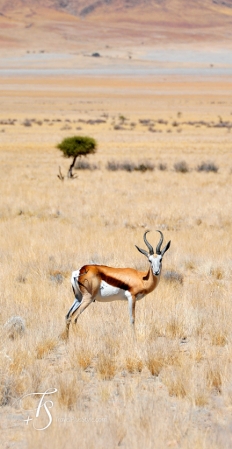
211;331;228;347
72;346;94;370
210;266;224;280
166;317;185;339
56;374;82;410
96;351;116;380
146;352;165;376
206;365;222;393
36;337;57;359
4;316;25;340
161;366;188;398
125;356;143;373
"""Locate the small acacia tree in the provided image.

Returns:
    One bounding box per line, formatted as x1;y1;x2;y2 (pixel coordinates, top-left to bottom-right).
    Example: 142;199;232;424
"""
57;135;97;178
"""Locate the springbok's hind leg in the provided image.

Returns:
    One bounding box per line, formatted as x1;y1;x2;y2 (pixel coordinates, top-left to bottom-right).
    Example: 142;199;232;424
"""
72;293;93;325
60;298;82;340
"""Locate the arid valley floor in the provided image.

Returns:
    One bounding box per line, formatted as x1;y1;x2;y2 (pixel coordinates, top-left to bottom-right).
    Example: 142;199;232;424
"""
0;48;232;448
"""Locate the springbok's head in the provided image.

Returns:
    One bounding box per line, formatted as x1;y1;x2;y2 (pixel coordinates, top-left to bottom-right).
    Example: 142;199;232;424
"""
135;230;171;276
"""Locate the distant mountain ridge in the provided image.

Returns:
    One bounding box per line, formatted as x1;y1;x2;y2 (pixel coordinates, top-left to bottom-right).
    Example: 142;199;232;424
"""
1;0;232;50
1;0;232;18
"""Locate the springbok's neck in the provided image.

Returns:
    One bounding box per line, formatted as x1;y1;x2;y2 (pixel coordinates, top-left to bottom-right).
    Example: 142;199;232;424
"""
143;264;160;291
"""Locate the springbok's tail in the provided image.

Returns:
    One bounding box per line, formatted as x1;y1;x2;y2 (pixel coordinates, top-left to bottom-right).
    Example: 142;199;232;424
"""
71;270;83;301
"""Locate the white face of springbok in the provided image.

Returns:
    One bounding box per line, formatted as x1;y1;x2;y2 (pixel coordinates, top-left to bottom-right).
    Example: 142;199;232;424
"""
148;254;163;276
135;230;171;276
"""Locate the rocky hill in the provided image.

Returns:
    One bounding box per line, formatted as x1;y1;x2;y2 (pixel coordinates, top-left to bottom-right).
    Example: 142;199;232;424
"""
1;0;232;19
0;0;232;50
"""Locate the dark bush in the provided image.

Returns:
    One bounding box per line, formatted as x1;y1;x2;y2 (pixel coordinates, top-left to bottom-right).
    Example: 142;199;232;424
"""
22;119;32;127
75;159;99;170
139;119;153;125
163;270;184;285
106;161;121;171
107;160;135;172
50;272;64;284
158;162;167;171
114;125;125;130
87;119;106;125
60;125;72;131
135;161;155;172
156;119;168;125
106;160;154;172
197;161;218;173
118;161;135;172
174;161;189;173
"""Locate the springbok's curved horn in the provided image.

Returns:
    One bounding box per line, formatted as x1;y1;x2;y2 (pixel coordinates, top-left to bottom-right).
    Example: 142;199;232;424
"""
156;230;164;255
135;245;148;257
161;240;171;256
143;231;154;255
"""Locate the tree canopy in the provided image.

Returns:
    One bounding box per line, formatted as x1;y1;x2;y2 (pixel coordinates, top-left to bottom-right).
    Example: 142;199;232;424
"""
57;135;97;178
57;135;97;158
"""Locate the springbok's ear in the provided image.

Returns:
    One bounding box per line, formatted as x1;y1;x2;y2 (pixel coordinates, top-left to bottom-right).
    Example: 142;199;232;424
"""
161;240;171;256
135;245;149;257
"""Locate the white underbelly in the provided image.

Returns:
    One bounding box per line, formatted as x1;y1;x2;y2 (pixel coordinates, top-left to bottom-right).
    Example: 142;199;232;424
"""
95;281;127;302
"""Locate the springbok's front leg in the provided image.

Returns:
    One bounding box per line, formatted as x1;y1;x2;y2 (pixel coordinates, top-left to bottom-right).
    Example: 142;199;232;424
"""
126;291;137;340
127;292;136;326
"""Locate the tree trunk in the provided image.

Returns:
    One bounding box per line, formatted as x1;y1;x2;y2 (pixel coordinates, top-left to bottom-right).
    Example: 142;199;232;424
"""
68;156;77;178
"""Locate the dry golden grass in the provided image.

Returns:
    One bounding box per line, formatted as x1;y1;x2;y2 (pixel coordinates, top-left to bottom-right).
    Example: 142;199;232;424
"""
71;345;94;371
125;356;143;374
35;337;58;359
56;373;83;410
146;352;165;376
96;351;117;380
0;75;232;449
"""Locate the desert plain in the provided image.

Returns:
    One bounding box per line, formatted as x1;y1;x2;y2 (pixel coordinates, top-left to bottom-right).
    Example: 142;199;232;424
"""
0;3;232;447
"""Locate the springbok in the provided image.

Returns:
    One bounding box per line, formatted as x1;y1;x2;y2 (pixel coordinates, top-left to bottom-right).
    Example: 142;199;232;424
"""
62;230;171;339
